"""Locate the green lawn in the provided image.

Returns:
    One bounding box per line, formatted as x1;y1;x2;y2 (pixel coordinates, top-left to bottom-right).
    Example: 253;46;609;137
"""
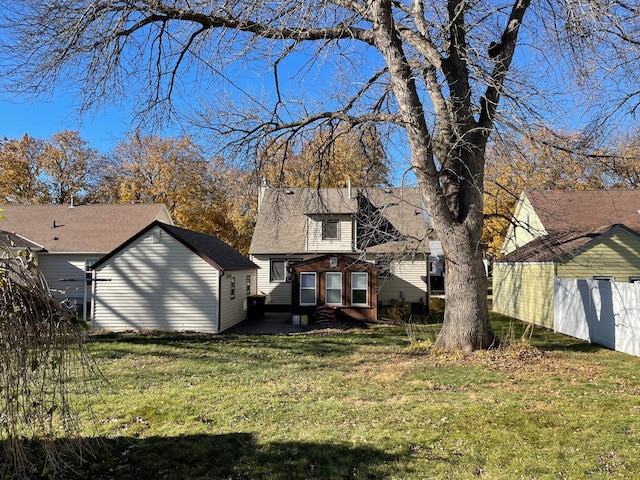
59;315;640;478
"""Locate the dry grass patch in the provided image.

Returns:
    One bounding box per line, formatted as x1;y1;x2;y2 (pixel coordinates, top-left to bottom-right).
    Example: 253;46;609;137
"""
349;354;419;384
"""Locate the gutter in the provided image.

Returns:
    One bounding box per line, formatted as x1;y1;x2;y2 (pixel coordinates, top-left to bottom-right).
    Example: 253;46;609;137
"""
217;269;224;334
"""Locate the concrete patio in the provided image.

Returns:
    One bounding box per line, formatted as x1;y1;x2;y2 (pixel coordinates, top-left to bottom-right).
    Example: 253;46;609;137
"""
226;311;316;335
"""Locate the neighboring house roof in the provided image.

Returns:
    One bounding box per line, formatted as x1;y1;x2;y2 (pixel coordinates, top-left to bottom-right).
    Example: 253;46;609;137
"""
0;230;45;251
249;186;430;255
525;189;640;232
93;221;258;271
0;203;173;253
496;224;639;264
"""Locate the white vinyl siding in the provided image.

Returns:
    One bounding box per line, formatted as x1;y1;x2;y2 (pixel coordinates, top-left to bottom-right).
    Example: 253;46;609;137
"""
373;256;428;304
305;215;353;252
219;269;257;332
250;254;316;305
93;227;222;333
38;253;101;306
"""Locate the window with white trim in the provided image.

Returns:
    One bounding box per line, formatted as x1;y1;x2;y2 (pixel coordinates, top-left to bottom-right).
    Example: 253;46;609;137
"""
230;276;236;299
351;272;368;306
270;260;286;282
246;275;251;294
300;272;317;305
326;272;342;305
629;276;640;283
270;259;301;283
591;276;614;282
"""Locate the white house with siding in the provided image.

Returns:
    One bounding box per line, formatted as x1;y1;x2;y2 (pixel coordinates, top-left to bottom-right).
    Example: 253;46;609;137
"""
91;221;258;333
249;185;433;316
0;203;172;312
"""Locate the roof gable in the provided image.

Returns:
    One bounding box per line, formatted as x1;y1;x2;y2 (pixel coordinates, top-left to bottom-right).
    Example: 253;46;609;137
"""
0;203;173;253
496;224;640;264
249;186;430;255
93;221;257;271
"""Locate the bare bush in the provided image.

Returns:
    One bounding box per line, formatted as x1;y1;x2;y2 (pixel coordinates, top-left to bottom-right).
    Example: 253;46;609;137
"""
0;247;99;478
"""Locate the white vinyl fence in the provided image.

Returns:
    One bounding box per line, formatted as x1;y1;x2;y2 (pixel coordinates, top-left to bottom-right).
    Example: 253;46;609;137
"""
554;278;640;357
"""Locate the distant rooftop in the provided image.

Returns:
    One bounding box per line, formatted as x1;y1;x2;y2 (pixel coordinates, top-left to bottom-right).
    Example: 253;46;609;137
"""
0;203;173;253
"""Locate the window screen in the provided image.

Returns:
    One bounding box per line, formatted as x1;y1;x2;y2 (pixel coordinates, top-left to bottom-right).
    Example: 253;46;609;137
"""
326;272;342;305
300;273;317;305
351;272;368;305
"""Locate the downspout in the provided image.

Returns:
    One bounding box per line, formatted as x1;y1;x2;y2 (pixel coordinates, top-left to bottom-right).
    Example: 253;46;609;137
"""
426;254;431;313
352;214;357;252
217;269;225;333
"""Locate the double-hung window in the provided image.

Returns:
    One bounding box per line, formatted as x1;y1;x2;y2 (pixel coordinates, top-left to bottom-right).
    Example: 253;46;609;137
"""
351;272;368;306
326;272;342;305
300;272;317;305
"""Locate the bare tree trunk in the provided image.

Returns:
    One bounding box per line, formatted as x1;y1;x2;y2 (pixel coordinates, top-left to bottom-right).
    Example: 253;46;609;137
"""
435;229;496;351
415;133;497;351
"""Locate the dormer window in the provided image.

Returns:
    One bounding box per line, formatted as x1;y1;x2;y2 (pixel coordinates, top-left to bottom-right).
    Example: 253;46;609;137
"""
322;220;339;240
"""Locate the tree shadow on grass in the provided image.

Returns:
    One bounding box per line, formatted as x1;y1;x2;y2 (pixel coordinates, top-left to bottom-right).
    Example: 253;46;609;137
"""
3;433;404;479
87;331;376;363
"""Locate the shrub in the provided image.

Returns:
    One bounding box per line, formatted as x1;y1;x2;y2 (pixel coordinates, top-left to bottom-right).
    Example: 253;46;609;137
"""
0;248;99;478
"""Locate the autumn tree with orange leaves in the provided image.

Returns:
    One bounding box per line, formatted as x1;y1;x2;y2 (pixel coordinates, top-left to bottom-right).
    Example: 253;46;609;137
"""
0;134;47;204
484;130;606;257
0;131;102;204
257;126;389;189
95;132;241;250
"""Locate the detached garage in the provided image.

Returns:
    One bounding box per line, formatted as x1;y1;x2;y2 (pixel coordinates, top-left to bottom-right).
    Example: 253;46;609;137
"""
91;221;258;333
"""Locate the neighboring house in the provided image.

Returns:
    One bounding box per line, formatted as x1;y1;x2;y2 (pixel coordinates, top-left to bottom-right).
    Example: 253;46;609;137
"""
493;189;640;328
92;221;258;333
249;185;432;319
502;189;640;254
0;203;173;311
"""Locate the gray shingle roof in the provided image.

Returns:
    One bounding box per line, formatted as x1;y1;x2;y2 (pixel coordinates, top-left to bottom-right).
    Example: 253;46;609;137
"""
249;186;430;255
93;221;257;271
160;223;258;270
0;204;172;253
0;230;44;250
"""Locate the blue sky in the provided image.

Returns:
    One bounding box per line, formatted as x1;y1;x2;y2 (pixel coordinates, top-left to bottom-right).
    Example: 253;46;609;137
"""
0;95;131;153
